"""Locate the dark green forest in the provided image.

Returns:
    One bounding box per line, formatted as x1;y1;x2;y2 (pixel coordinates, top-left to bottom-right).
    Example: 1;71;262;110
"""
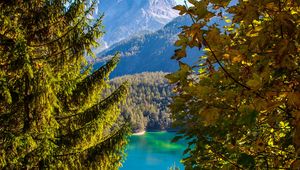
106;72;173;132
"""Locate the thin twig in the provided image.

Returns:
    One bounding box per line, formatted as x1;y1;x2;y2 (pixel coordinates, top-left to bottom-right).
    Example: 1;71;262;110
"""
202;34;251;90
278;0;284;39
184;0;196;24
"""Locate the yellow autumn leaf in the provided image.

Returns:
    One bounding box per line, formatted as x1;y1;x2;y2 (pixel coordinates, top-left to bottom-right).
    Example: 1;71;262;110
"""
254;26;263;32
232;56;242;63
225;19;231;23
246;30;259;37
291;10;298;15
268;138;274;147
203;48;211;52
223;53;230;59
241;60;252;66
252;20;261;25
227;27;234;31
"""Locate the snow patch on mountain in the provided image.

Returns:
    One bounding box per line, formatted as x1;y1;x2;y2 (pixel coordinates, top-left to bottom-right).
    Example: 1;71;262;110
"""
95;0;179;50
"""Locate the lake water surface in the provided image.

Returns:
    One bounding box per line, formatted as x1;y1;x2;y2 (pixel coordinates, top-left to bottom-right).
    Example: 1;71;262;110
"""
120;132;186;170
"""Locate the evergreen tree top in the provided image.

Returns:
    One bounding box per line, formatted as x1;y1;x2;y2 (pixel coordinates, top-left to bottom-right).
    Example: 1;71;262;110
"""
0;1;130;169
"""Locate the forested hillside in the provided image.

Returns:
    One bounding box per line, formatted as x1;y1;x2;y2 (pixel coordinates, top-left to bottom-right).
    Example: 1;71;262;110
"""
106;72;173;132
95;16;200;78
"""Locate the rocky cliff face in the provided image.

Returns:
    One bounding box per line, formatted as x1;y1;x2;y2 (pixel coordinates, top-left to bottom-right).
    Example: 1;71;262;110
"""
94;16;200;78
95;0;178;51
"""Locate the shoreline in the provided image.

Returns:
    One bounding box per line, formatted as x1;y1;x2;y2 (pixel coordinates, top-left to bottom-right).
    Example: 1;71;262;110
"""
132;130;146;136
132;129;178;136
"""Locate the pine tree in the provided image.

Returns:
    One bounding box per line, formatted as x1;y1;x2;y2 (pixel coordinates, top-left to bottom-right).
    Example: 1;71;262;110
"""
0;0;130;169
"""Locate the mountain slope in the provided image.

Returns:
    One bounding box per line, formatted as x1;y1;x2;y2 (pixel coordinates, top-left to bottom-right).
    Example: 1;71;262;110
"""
96;0;178;47
106;72;173;132
95;15;200;78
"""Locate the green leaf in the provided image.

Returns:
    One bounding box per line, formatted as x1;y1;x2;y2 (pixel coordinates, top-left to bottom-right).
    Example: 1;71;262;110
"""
3;88;12;104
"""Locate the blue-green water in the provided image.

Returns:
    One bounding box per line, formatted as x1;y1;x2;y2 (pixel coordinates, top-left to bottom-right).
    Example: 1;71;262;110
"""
120;132;186;170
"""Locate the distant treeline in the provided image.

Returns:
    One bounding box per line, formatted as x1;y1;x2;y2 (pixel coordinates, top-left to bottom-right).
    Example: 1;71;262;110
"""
106;72;173;132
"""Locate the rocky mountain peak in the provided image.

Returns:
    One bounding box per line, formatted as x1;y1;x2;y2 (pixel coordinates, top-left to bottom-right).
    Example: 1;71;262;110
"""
95;0;179;52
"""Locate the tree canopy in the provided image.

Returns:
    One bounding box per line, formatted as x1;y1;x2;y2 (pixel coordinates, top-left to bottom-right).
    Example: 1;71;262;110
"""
168;0;300;169
0;0;129;169
108;72;173;132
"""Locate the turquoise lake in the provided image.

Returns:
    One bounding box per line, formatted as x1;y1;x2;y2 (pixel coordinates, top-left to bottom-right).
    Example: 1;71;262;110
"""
120;132;186;170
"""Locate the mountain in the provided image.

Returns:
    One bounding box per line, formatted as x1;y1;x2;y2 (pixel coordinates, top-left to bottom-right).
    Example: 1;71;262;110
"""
95;0;179;50
94;15;201;78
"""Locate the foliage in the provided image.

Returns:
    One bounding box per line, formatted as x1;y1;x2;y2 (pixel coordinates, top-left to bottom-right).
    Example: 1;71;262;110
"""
0;0;129;169
168;0;300;169
107;72;173;132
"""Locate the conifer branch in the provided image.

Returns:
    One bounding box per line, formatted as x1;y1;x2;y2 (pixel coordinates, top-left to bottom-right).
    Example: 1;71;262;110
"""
67;54;120;107
57;83;128;149
33;16;104;62
29;1;97;47
57;82;128;122
28;0;86;37
56;123;128;157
